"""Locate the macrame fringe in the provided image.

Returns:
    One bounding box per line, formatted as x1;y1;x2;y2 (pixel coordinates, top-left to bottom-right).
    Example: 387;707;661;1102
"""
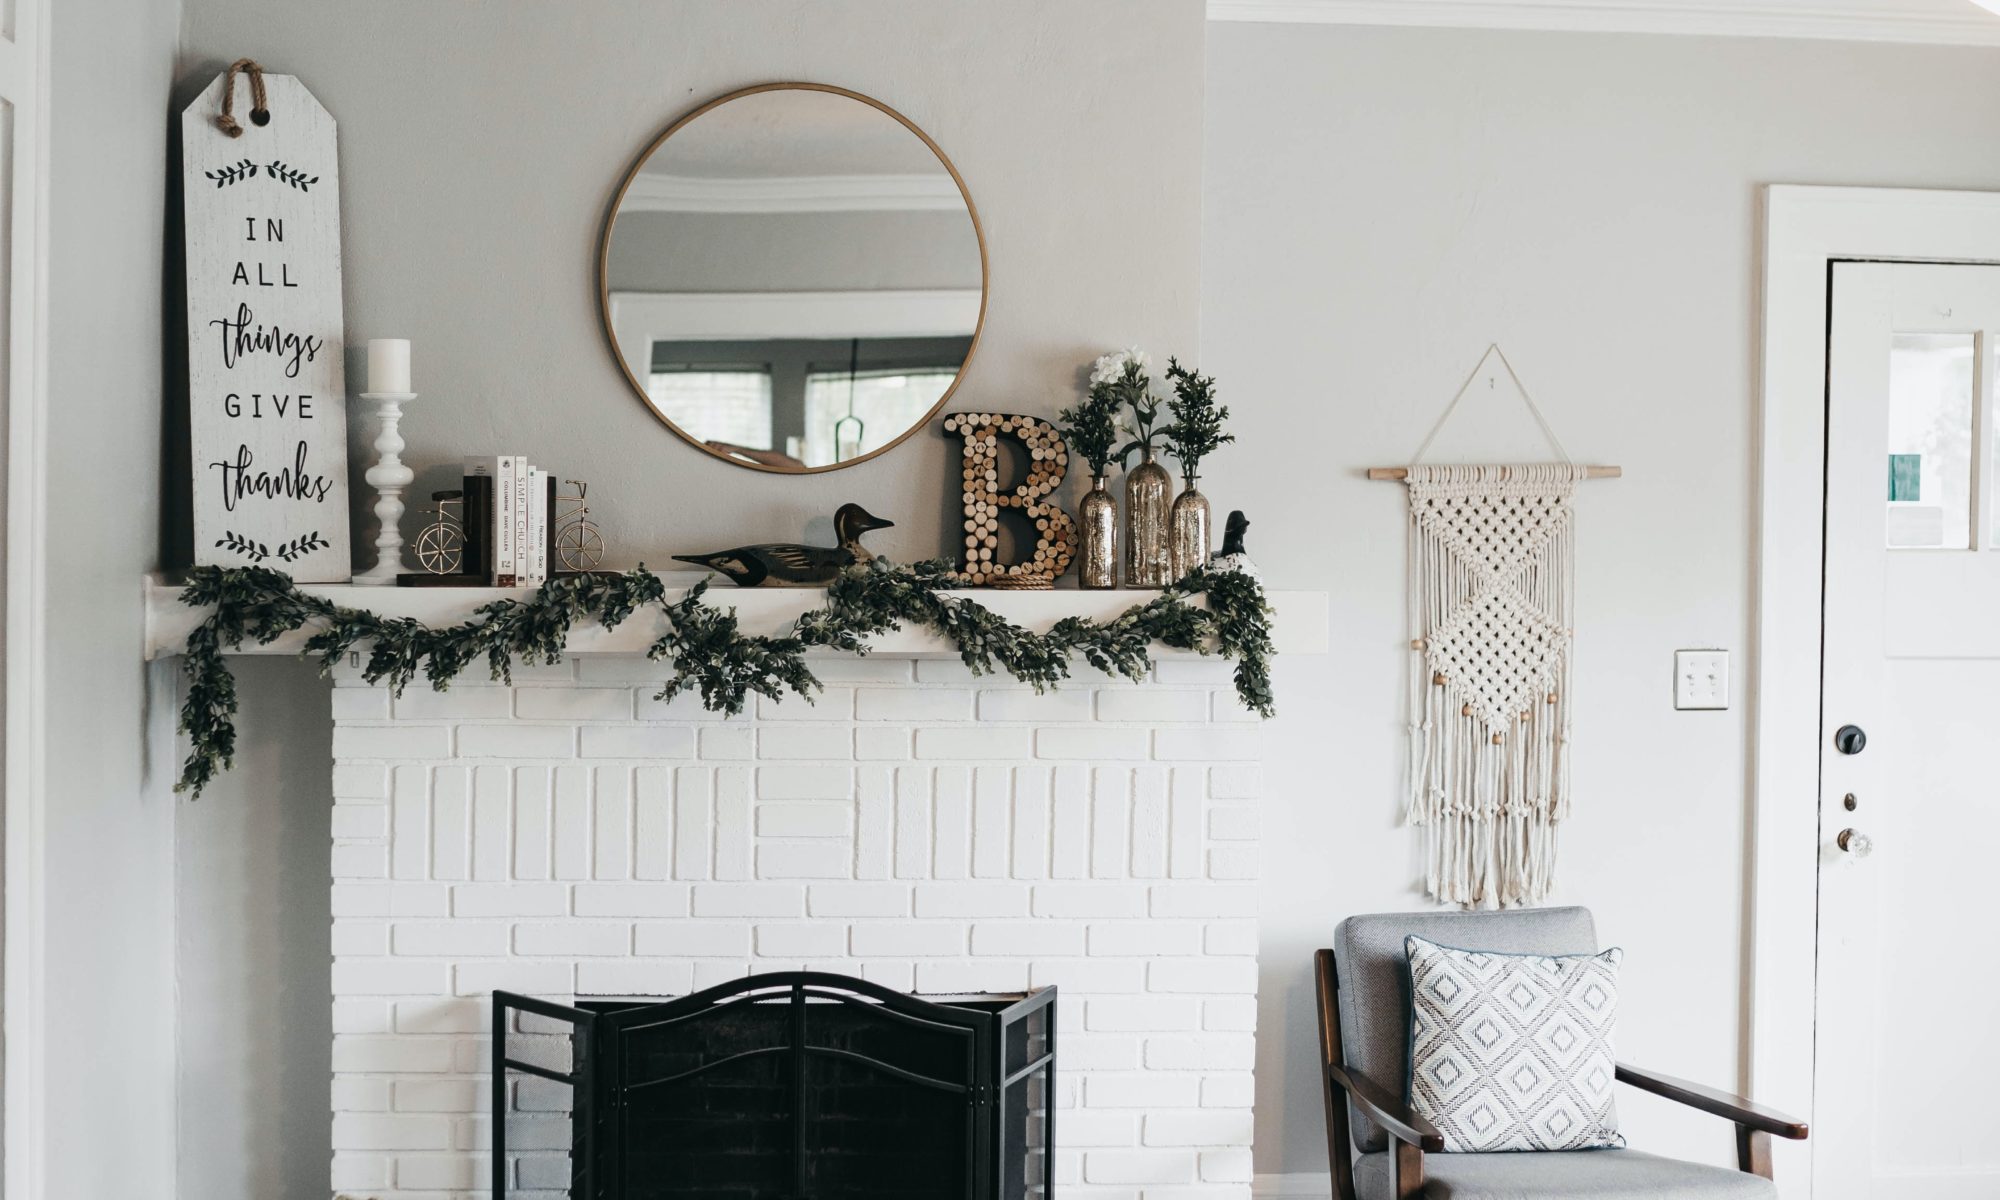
1404;463;1584;908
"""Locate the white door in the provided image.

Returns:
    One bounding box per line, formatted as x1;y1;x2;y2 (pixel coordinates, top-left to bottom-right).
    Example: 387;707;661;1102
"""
1817;261;2000;1200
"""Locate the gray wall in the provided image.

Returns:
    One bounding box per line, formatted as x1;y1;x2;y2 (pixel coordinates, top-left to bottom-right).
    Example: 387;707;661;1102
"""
169;3;1205;1198
1200;22;2000;1179
607;209;981;293
43;0;181;1195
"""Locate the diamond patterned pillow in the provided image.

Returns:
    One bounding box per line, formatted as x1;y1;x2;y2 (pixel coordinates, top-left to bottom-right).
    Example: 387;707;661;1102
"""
1405;934;1625;1153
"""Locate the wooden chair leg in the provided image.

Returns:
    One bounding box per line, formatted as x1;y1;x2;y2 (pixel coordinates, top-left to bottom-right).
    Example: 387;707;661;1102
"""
1736;1126;1773;1179
1390;1140;1425;1199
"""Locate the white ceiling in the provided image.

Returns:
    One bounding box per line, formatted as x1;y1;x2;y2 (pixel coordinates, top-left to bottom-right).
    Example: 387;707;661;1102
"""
1206;0;2000;45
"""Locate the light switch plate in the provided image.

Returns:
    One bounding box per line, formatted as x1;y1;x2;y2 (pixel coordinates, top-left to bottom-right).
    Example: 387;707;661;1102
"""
1675;649;1729;710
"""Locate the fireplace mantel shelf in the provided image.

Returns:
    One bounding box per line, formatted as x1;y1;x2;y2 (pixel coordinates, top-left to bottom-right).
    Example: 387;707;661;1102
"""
142;574;1329;660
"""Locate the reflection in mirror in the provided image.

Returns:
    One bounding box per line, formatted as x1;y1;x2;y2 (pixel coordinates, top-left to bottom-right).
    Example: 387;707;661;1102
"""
602;85;985;472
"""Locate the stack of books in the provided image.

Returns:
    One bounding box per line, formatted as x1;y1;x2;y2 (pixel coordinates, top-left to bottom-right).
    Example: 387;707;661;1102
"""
463;455;558;587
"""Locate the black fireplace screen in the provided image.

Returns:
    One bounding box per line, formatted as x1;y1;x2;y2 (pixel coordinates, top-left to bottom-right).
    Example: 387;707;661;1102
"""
494;974;1056;1200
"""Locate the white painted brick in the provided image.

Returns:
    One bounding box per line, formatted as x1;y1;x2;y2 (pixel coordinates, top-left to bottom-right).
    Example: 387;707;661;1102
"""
758;802;851;838
1087;1073;1200;1108
571;883;688;918
916;727;1033;759
516;687;632;722
331;803;390;840
1030;959;1145;994
1206;806;1258;842
1204;922;1258;957
635;921;748;957
972;765;1009;878
917;959;1030;994
1152;727;1259;762
512;766;551;879
330;1154;387;1191
756;841;851;879
594;767;631;880
692;884;803;917
332;920;388;957
396;1154;478;1190
1203;997;1258;1032
857;687;971;721
754;922;846;958
393;999;483;1034
932;767;970;879
893;767;930;879
515;922;629;956
1145;1112;1255;1148
807;883;907;917
571;657;671;684
1061;1034;1142;1071
1089;921;1200;956
333;723;452;760
714;766;752;879
473;765;510;881
452;883;567;917
699;724;754;760
332;882;448;917
1148;959;1257;994
391;685;514;720
1038;726;1150;760
1050;765;1090;879
580;724;695;759
332;960;447;996
332;1000;393;1034
393;922;507;958
431;766;471;880
634;767;672;879
328;684;386;720
1208;763;1260;799
854;726;912;760
332;1035;453;1073
971;922;1084;957
674;767;712;879
1152;661;1236;685
914;659;984;684
331;1076;391;1111
1130;766;1169;878
1200;1147;1255;1182
855;960;916;991
635;689;732;722
1091;769;1129;878
758;764;853;799
332;762;389;799
855;768;893;879
1095;688;1209;724
1012;766;1049;879
848;923;965;957
759;725;854;760
1060;1110;1139;1146
1083;1148;1197;1183
1145;1037;1204;1071
331;1114;452;1151
756;687;855;721
577;960;693;996
1200;1075;1255;1108
458;724;575;759
1086;997;1201;1033
552;766;591;879
1032;884;1147;918
453;961;572;997
1206;847;1258;880
331;843;389;879
1170;767;1204;879
1150;885;1258;919
977;688;1091;722
915;882;1027;918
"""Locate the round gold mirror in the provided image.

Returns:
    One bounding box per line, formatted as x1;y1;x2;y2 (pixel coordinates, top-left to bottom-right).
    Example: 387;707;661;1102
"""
599;83;988;474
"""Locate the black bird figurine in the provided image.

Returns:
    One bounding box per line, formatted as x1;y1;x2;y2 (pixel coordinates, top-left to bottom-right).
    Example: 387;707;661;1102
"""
673;503;895;588
1209;510;1259;580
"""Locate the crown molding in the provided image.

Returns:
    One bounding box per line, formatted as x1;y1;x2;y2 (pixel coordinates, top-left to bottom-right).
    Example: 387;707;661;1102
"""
1206;0;2000;46
623;172;965;215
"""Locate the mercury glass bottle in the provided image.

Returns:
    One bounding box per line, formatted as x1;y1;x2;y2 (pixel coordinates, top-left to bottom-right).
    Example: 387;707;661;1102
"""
1169;481;1211;579
1124;449;1173;587
1079;474;1118;589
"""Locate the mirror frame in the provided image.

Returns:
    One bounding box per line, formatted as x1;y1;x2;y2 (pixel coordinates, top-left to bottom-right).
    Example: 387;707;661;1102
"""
597;82;990;475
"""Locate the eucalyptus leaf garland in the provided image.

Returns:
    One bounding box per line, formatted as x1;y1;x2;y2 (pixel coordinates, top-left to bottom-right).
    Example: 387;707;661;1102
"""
173;558;1275;798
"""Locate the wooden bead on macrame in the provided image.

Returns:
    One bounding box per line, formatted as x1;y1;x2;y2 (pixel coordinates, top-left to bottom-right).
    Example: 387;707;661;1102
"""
1432;672;1446;686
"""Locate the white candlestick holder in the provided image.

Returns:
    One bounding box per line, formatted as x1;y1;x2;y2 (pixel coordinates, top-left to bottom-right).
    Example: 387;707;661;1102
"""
353;391;417;586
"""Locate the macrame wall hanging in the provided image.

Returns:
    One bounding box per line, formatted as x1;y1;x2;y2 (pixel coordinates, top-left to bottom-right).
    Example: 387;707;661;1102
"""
1370;346;1620;908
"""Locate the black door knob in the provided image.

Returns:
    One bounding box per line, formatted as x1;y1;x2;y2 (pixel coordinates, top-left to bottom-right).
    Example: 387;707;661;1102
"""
1835;724;1867;755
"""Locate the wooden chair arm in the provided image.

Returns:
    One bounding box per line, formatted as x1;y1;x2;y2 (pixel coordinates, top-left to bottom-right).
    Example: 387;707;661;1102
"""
1615;1062;1809;1139
1326;1062;1446;1152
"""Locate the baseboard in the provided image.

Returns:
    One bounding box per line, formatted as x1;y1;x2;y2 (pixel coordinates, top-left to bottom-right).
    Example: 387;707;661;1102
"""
1253;1174;1331;1199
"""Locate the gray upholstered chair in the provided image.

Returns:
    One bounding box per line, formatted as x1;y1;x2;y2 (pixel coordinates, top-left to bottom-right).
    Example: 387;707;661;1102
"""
1315;907;1807;1200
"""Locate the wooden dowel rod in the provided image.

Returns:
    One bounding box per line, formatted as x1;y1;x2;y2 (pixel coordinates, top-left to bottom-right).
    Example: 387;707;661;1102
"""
1366;465;1622;480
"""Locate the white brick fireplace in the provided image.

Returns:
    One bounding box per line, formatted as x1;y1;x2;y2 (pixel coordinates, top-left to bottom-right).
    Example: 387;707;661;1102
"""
321;651;1268;1200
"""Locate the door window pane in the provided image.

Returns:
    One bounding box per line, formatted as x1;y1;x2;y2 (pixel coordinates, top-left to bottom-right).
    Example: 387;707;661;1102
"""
1886;332;1974;549
647;368;774;451
803;369;959;465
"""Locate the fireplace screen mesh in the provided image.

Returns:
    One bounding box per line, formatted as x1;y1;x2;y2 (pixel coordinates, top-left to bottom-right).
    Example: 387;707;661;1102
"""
494;975;1055;1200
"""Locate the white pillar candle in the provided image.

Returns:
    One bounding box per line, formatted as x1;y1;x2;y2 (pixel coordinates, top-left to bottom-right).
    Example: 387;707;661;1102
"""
366;338;411;394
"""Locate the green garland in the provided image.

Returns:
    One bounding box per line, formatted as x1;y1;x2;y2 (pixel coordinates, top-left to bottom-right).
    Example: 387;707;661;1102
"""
173;559;1275;798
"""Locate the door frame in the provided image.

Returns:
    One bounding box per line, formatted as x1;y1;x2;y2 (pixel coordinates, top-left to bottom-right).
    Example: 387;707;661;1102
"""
1753;185;2000;1194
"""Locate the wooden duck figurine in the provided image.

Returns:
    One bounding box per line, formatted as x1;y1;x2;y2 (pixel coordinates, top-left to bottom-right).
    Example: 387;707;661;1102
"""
1208;510;1260;580
673;503;895;588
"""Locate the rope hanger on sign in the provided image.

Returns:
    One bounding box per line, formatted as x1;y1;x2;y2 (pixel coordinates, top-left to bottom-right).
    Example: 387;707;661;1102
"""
213;58;271;138
1378;344;1619;908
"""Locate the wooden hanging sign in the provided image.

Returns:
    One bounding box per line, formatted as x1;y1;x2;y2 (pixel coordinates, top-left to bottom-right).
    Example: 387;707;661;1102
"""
182;63;351;581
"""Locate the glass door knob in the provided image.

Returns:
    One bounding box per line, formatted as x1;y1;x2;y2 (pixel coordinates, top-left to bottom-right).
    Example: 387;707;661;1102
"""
1837;828;1875;858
